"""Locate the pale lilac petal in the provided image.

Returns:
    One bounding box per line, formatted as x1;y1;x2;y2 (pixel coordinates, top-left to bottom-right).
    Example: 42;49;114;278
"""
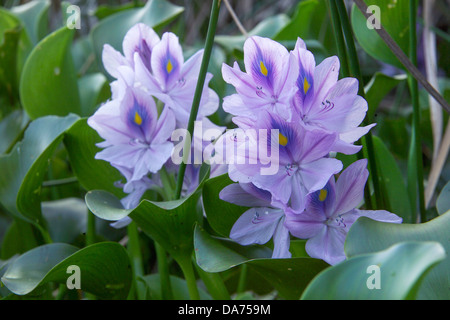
146;142;174;173
355;209;403;224
299;157;342;193
305;226;346;265
243;36;289;94
152;107;176;145
151;32;184;91
296;128;337;163
102;44;128;79
312;56;340;105
219;183;271;207
122;23;160;69
334;159;368;216
285;209;326;239
110;216;132;229
230;207;284;245
222;62;257;100
340;123;376;144
272;218;291;258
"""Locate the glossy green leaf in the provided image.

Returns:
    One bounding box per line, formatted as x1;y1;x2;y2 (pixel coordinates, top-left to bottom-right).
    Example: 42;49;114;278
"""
0;9;22;102
63;118;125;198
301;241;445;300
364;72;406;121
90;0;184;74
10;0;50;45
202;174;247;237
274;0;321;41
139;274;211;300
436;181;450;215
215;14;290;54
20;26;81;119
351;0;410;69
78;73;110;117
372;135;412;223
0;114;79;223
0;110;28;154
194;225;328;299
1;242;132;299
85;188;202;265
345;212;450;299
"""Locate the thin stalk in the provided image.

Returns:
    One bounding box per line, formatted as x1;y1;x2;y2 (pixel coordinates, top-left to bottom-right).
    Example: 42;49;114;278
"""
155;242;174;300
195;263;230;300
179;258;200;300
407;0;426;222
237;264;248;294
174;0;221;199
327;0;350;78
86;210;96;246
127;222;146;300
335;0;382;209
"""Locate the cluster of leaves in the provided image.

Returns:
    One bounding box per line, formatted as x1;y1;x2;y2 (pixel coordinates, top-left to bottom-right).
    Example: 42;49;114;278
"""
0;0;449;300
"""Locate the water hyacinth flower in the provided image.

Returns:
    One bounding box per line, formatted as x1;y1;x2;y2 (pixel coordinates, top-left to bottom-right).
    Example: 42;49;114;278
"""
292;38;375;155
221;36;299;121
87;86;175;183
220;182;291;258
222;111;343;213
285;159;402;265
134;32;219;127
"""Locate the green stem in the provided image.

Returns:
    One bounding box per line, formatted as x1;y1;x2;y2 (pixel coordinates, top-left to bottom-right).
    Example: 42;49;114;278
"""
127;222;146;300
334;0;382;210
195;263;230;300
86;210;96;246
327;0;350;78
237;264;248;294
155;242;174;300
174;0;221;199
179;258;200;300
407;0;426;222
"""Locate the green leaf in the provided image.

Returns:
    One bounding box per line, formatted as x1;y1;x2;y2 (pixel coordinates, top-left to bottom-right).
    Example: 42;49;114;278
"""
85;188;202;265
194;225;328;299
19;26;81;119
10;0;50;45
0;9;22;102
202;174;247;237
215;14;290;54
1;242;132;299
78;73;110;117
63;118;125;198
90;0;184;74
0;114;79;223
301;241;445;300
345;212;450;299
364;72;406;121
274;0;321;41
351;0;410;69
372;135;412;223
436;181;450;215
0;110;28;154
139;274;211;300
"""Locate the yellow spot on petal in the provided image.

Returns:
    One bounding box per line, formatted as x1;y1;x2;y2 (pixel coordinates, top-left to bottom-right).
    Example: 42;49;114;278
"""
260;60;268;76
279;133;288;146
134;112;143;126
319;189;327;202
166;59;173;73
303;77;310;94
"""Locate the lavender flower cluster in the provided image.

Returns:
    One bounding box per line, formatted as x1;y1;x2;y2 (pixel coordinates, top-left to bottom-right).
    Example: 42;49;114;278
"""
88;24;401;265
217;36;402;264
